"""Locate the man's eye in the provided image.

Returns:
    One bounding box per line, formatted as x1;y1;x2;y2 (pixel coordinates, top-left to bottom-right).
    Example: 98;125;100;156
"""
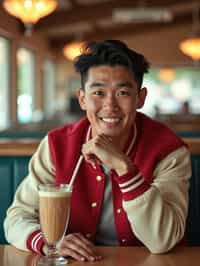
118;90;130;96
93;90;104;95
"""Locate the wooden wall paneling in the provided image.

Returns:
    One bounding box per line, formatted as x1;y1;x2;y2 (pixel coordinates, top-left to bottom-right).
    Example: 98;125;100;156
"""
35;54;43;111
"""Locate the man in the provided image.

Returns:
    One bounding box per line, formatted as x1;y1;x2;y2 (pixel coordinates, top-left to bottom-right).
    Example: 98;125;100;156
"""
4;40;191;262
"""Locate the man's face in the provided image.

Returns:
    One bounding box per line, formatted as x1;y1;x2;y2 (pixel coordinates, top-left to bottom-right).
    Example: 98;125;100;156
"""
78;65;147;144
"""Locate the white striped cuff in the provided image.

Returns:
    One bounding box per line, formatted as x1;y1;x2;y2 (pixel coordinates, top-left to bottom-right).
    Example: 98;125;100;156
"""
119;172;141;188
31;232;43;252
121;177;145;193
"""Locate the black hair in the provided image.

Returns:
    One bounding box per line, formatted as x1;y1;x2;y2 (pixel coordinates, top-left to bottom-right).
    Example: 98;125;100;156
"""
74;39;150;90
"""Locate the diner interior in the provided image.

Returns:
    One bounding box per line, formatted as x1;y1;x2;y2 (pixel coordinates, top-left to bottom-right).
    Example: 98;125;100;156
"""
0;0;200;133
0;0;200;254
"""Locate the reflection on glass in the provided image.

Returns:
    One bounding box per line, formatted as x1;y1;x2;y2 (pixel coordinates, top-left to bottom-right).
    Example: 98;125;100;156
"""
17;47;35;123
43;59;56;119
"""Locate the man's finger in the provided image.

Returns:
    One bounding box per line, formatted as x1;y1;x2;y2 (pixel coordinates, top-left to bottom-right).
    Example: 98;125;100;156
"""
59;234;97;261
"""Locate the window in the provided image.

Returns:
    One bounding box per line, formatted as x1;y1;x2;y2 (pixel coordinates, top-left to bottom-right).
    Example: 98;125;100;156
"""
43;59;56;118
17;47;35;123
0;36;10;130
141;67;200;117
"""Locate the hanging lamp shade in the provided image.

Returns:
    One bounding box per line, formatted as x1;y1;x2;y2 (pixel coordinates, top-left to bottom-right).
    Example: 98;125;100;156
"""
179;3;200;60
63;42;85;61
179;36;200;60
3;0;57;24
157;68;176;83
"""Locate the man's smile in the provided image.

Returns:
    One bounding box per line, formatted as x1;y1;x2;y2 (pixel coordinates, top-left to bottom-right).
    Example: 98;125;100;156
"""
99;117;122;123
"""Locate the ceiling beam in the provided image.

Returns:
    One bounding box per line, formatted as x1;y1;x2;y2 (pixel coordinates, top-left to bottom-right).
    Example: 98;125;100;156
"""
35;0;135;30
49;14;192;50
35;0;190;31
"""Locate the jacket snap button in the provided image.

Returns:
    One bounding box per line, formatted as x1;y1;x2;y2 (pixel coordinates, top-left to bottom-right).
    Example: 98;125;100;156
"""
117;208;121;214
91;202;97;208
96;176;102;181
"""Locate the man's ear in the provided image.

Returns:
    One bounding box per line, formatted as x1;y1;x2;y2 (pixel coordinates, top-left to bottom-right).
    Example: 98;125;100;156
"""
77;88;86;110
136;87;147;109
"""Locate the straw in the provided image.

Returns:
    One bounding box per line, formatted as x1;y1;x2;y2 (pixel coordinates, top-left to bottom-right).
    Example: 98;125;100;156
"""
68;155;84;188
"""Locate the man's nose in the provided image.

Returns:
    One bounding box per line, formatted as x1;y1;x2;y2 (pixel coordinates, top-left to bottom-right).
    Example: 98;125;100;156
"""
103;93;118;108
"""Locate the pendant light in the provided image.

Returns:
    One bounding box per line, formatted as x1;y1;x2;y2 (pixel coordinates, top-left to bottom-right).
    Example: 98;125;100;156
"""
63;41;85;61
179;2;200;60
3;0;57;34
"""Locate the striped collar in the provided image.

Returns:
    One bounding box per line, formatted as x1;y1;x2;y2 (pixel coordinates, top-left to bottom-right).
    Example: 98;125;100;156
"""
85;124;137;157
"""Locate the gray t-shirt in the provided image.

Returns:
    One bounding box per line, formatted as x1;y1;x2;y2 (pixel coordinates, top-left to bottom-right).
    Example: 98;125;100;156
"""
95;165;119;246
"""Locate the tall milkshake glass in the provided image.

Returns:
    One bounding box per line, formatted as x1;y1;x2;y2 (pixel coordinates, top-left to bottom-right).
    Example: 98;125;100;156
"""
38;184;72;265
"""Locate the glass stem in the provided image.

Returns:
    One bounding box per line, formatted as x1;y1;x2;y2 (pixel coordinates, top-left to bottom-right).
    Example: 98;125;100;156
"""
47;244;59;258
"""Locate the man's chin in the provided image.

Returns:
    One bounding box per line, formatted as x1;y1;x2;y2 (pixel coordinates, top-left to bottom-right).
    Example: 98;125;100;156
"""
100;130;121;138
95;125;123;137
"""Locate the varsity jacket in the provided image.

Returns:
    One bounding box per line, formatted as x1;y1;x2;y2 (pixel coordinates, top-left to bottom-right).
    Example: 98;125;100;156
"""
4;112;191;254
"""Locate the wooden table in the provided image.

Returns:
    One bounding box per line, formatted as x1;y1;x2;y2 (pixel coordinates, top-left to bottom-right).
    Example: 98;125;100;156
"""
1;245;200;266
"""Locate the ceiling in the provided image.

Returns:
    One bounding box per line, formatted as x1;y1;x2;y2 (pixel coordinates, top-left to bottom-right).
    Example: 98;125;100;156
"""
3;0;200;51
33;0;200;50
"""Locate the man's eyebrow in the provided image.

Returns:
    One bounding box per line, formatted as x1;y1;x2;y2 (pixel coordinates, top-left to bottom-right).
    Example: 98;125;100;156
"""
89;82;105;88
88;81;134;89
116;81;133;87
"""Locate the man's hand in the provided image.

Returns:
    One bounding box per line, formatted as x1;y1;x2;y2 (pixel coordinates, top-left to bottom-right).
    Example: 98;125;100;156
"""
82;134;134;175
42;233;102;262
58;233;101;262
